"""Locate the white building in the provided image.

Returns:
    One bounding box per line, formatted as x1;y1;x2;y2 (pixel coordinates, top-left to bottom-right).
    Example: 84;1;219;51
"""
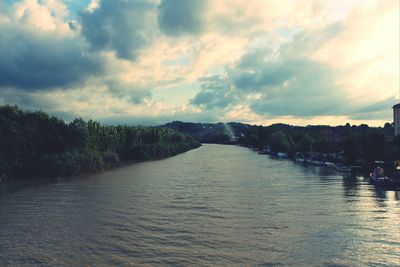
394;103;400;136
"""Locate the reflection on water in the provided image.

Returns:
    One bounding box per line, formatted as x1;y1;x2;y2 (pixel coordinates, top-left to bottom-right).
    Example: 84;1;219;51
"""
0;144;399;266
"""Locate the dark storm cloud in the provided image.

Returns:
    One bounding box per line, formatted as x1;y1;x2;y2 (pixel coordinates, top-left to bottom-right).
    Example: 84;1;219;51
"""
157;0;206;36
0;25;102;91
79;0;156;60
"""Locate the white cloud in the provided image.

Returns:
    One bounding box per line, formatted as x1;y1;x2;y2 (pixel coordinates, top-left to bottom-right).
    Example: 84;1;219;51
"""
312;0;399;105
0;0;397;126
11;0;72;35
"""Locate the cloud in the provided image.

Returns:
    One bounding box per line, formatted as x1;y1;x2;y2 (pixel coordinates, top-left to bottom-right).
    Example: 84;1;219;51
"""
79;0;157;60
106;79;151;104
0;0;396;127
0;0;103;92
98;110;219;126
245;58;345;116
11;0;70;32
190;23;350;118
349;97;397;121
0;24;102;91
355;97;397;114
157;0;207;36
0;87;72;118
190;5;397;123
191;74;241;110
311;0;399;104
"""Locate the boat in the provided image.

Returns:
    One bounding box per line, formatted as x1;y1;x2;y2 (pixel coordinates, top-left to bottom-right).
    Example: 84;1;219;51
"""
324;162;336;168
369;161;400;189
369;173;399;188
296;158;305;163
276;152;288;158
294;152;305;163
335;163;351;173
258;148;271;155
305;157;325;166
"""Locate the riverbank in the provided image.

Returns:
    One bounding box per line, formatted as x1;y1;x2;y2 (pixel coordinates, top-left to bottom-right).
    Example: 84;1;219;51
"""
243;145;400;190
164;121;400;170
0;105;201;183
1;142;201;184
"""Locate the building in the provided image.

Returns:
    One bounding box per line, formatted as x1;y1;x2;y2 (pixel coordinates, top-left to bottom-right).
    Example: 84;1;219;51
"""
394;103;400;136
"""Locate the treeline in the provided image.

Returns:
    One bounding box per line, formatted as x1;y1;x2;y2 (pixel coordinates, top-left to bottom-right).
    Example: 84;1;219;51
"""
235;123;399;164
164;121;400;165
0;105;200;180
238;123;400;165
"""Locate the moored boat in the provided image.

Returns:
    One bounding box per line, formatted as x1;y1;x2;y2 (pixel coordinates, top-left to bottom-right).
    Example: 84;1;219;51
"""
308;159;325;166
369;161;400;189
258;148;270;155
369;172;399;188
294;152;305;163
276;152;288;158
324;162;336;168
335;163;351;173
296;158;305;163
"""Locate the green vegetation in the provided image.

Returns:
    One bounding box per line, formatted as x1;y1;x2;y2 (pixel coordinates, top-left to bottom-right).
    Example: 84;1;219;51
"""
268;131;292;153
164;121;400;166
0;105;200;180
238;123;399;164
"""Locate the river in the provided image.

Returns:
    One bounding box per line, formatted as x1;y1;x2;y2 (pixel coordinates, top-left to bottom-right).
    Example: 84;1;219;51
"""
0;144;399;266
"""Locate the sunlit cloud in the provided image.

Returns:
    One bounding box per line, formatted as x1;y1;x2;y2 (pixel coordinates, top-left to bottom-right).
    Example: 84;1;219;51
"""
0;0;398;126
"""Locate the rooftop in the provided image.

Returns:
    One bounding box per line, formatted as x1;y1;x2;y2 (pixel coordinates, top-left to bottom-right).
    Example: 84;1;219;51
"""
393;103;400;109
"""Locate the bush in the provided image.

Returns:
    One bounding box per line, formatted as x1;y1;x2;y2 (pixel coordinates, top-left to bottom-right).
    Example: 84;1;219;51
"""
102;151;120;168
40;150;104;178
0;105;200;180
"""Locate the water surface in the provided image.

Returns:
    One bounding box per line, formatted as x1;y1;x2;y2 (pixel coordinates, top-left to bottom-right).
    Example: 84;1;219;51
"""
1;144;399;266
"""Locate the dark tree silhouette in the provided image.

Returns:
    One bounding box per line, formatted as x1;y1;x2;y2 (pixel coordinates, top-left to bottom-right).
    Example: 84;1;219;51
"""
0;105;200;180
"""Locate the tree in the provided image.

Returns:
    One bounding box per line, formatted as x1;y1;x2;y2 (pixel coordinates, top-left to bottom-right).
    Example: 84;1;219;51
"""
0;105;201;180
68;118;88;148
385;136;400;161
269;131;291;153
298;134;315;153
365;133;386;161
344;137;358;165
383;122;394;136
256;125;269;148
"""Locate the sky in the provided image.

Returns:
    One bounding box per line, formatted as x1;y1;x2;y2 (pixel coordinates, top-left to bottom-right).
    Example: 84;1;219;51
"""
0;0;398;126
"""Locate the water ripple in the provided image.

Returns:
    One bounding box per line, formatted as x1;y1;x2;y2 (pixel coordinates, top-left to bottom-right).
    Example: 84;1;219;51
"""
1;144;399;266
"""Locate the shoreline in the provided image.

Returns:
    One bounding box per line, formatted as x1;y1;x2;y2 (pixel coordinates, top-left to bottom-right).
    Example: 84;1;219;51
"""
0;144;201;185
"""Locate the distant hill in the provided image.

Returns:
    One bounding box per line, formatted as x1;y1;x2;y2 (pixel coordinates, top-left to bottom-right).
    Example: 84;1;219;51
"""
163;121;256;144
